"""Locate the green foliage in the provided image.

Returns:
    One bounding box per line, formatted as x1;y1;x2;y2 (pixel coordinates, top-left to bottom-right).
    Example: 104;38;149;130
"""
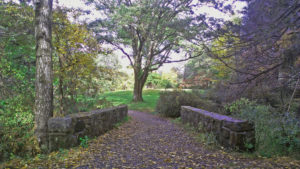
0;2;121;162
95;98;114;110
75;95;113;112
0;2;35;96
96;54;127;91
52;8;106;116
90;0;220;101
146;73;163;88
0;97;38;161
227;99;300;158
0;2;38;162
182;29;241;89
183;54;215;88
244;142;255;151
225;98;254;115
146;72;178;89
210;34;239;80
156;90;222;117
79;136;89;148
160;79;173;89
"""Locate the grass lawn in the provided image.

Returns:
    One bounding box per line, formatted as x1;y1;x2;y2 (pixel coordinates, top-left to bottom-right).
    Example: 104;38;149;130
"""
99;90;161;112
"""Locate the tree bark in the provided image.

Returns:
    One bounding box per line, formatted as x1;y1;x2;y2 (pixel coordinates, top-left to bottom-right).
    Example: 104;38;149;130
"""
34;0;53;152
133;69;148;102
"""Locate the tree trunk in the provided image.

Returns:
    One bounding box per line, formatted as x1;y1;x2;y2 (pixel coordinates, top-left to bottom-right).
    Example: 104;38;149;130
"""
133;79;144;102
34;0;53;152
133;70;148;102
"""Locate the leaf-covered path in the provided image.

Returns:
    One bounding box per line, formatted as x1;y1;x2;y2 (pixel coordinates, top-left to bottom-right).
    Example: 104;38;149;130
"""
52;111;299;168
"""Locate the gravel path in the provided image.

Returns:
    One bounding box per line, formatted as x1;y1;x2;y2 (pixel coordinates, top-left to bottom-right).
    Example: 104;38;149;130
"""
60;111;300;168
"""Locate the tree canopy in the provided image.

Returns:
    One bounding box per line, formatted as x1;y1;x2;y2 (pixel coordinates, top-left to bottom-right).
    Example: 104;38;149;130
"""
88;0;235;101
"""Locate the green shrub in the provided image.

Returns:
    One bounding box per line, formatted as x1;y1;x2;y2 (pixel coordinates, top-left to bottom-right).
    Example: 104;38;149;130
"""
0;97;39;162
225;98;254;115
79;136;89;148
227;99;300;158
156;90;222;117
159;79;173;89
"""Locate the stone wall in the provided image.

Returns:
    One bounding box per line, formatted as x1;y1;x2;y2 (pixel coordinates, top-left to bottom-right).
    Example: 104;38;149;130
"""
48;105;128;151
181;106;255;150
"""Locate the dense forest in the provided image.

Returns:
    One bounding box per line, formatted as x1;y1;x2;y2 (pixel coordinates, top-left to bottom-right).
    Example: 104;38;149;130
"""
0;0;299;167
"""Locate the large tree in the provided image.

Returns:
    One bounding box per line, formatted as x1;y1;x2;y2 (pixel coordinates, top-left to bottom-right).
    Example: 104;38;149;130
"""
34;0;53;151
89;0;231;101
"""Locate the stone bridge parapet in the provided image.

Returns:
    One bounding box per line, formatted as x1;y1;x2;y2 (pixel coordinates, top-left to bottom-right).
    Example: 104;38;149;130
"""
181;106;255;150
48;105;128;151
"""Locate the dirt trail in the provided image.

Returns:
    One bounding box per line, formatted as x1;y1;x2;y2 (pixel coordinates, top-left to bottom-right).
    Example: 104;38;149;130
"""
60;111;300;168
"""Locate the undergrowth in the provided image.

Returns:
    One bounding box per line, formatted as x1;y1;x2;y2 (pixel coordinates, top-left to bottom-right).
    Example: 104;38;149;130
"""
226;98;300;159
79;136;89;148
